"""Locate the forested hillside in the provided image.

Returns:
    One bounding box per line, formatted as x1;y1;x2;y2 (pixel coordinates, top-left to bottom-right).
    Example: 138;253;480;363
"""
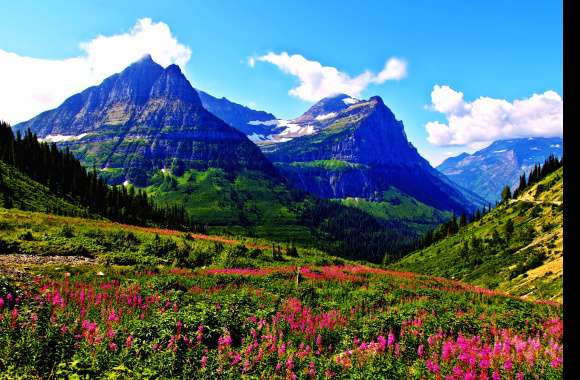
391;160;563;301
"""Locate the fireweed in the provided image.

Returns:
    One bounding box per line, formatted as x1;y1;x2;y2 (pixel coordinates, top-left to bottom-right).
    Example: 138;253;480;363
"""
0;265;562;379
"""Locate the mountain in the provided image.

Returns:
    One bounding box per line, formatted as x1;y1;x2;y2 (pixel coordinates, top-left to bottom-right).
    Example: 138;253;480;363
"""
196;90;279;140
13;54;276;186
9;58;429;262
391;166;563;301
262;94;485;214
437;137;563;203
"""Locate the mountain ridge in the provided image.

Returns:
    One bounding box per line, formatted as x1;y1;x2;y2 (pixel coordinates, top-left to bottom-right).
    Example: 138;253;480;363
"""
438;137;563;202
13;55;277;186
263;95;486;214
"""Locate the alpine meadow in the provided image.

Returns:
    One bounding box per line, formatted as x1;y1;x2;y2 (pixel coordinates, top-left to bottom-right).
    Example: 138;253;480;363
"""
0;2;565;379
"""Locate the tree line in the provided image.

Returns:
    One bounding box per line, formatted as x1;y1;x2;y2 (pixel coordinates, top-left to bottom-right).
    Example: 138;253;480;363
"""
411;154;563;254
0;121;205;231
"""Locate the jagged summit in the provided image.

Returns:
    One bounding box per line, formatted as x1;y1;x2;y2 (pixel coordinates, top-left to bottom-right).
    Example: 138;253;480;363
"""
263;94;485;213
295;93;355;122
14;56;276;186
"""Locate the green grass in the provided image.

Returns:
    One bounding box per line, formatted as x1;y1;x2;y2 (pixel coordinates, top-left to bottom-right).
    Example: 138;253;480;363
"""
287;160;368;171
146;168;316;243
0;161;89;217
0;218;563;378
0;208;335;269
390;168;563;301
340;187;451;234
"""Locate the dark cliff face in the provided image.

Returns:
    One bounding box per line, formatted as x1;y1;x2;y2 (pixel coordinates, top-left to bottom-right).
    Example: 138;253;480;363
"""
437;137;563;202
14;55;277;186
264;95;485;213
265;96;427;166
197;90;277;137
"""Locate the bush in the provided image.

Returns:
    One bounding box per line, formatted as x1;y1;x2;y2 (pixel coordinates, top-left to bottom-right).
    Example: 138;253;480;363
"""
17;230;34;241
0;237;19;254
140;234;178;258
58;225;74;238
188;247;213;268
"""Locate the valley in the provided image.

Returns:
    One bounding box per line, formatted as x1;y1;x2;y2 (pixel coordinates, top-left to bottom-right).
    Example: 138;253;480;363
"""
0;49;564;379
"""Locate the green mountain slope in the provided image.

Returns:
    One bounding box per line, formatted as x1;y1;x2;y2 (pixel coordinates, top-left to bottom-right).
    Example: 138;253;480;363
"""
340;187;451;235
390;167;563;301
146;167;314;242
0;161;88;216
142;167;428;262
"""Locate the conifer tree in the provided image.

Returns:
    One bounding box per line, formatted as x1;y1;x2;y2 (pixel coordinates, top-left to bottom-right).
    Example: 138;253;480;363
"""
501;185;512;203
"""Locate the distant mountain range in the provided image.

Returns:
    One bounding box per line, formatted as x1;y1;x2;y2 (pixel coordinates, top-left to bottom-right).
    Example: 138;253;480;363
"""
437;137;563;203
261;93;485;214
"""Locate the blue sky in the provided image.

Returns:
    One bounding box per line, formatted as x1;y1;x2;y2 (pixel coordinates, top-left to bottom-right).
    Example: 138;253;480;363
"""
0;0;563;165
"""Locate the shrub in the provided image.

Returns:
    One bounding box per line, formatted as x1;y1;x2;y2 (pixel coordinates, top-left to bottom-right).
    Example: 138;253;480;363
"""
0;237;19;254
58;225;74;238
17;230;34;241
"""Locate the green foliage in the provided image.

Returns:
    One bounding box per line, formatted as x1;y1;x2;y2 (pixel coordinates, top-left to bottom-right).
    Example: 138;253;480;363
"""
392;168;563;300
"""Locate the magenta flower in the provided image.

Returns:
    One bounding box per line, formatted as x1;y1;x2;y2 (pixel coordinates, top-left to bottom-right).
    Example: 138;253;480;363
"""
231;353;241;366
387;332;395;346
504;359;513;372
286;356;294;371
417;344;424;358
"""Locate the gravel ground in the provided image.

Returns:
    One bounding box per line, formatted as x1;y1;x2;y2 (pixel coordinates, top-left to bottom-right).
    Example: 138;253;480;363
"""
0;254;96;279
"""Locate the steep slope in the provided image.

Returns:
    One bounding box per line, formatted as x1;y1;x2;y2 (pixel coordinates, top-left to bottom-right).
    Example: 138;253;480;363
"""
8;58;423;262
196;90;278;139
263;95;485;214
14;55;276;186
391;167;563;301
438;137;563;203
0;161;87;216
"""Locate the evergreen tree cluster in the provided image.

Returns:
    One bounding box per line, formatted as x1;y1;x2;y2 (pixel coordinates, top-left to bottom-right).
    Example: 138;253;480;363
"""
0;122;200;231
413;205;493;253
409;154;562;256
512;154;563;198
298;197;422;263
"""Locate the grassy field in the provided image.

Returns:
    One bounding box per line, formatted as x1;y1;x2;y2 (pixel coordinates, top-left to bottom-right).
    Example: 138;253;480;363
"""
0;161;89;217
0;208;563;379
391;168;563;302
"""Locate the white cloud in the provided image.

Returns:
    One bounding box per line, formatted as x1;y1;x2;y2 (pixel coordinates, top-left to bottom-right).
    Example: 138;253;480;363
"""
375;58;407;83
257;52;407;102
247;57;256;68
0;18;191;124
425;85;563;147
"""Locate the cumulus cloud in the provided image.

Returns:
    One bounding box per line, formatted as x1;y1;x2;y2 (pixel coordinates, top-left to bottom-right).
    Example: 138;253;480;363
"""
0;18;191;124
247;57;256;68
257;52;406;102
425;85;563;147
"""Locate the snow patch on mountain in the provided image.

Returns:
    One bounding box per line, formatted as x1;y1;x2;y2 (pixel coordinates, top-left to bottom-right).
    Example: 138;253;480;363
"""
39;133;89;143
343;97;360;105
315;112;337;121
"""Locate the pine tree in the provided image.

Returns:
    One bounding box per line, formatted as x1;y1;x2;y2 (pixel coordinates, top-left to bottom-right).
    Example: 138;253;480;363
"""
501;185;512;203
459;212;467;228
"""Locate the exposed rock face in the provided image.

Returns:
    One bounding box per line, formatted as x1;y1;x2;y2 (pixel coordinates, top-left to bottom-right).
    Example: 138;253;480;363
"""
264;95;485;213
437;137;563;203
14;55;276;186
197;90;277;137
